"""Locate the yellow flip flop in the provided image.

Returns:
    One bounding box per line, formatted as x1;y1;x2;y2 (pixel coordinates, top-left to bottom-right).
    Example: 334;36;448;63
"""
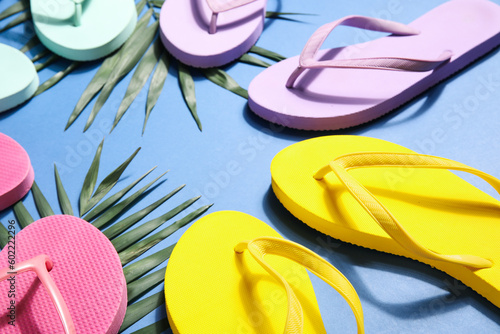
271;135;500;309
164;211;364;333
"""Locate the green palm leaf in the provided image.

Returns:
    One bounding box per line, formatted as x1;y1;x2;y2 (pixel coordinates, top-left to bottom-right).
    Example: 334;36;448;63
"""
34;54;59;72
0;0;28;21
31;181;54;217
85;21;159;131
130;318;170;334
19;36;40;53
0;224;9;249
91;171;167;229
104;185;185;240
4;138;211;332
127;267;166;303
239;53;271;68
82;167;157;222
123;245;174;283
34;62;79;96
12;201;34;228
54;164;74;215
112;38;163;132
249;45;286;62
31;49;51;62
144;51;170;134
79;139;104;214
178;63;201;131
65;52;122;130
119;204;212;265
201;68;249;98
111;195;198;252
119;291;165;333
0;11;30;33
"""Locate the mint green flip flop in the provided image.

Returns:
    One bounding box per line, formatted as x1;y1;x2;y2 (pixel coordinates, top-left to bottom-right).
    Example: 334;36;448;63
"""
31;0;137;61
0;44;39;113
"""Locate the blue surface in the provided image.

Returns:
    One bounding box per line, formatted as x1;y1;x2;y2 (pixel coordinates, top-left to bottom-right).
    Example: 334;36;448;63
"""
2;0;500;332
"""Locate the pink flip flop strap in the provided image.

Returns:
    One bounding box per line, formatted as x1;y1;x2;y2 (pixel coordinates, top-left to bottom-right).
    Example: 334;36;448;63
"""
286;16;453;88
0;254;76;334
313;152;495;269
206;0;258;34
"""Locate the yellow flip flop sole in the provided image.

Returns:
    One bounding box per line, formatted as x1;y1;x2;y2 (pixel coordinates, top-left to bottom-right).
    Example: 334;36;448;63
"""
271;135;500;309
164;211;364;333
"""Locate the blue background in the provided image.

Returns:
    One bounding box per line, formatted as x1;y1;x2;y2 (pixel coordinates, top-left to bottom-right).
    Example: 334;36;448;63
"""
1;0;500;332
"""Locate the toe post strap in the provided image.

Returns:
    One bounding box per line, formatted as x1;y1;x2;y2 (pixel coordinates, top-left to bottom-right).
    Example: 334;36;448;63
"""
286;15;452;88
207;0;258;34
235;237;365;333
314;152;495;269
0;254;76;333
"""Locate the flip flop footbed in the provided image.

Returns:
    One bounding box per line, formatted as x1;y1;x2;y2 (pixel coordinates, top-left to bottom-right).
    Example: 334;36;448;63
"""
249;0;500;130
165;211;328;333
160;0;266;67
0;133;34;212
271;135;500;308
31;0;137;61
0;44;39;113
0;215;127;333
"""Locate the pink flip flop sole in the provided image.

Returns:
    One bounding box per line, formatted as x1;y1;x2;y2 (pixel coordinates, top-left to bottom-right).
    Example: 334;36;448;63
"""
248;0;500;130
0;133;34;211
0;215;127;333
160;0;266;68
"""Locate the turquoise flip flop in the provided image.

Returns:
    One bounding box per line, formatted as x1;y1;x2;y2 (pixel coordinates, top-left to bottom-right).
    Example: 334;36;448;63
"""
31;0;137;61
0;44;39;113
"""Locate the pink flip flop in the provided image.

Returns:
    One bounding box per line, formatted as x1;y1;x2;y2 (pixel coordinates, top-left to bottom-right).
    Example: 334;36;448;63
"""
0;133;34;211
0;215;127;333
248;0;500;130
160;0;266;68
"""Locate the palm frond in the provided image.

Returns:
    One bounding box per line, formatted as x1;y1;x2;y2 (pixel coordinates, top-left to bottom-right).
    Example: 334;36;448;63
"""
201;68;249;98
144;50;170;134
34;62;79;96
0;11;30;33
119;291;165;333
239;53;271;68
0;0;28;21
178;63;201;131
127;267;166;303
0;223;9;249
12;201;34;228
111;38;163;132
54;164;74;215
6;139;211;332
19;36;40;53
2;0;293;134
104;185;185;240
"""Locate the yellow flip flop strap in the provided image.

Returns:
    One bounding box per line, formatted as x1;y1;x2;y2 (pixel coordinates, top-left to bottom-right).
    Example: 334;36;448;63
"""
314;152;496;269
235;236;365;334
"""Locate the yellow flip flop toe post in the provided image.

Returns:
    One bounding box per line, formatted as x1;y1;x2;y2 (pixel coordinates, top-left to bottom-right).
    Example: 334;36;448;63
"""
271;135;500;309
165;211;364;333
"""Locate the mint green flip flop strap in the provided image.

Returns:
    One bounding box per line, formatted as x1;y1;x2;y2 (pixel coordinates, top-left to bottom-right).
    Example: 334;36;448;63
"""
72;0;85;26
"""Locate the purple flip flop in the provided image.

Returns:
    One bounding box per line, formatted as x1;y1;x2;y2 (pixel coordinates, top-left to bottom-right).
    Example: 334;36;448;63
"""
248;0;500;130
159;0;266;68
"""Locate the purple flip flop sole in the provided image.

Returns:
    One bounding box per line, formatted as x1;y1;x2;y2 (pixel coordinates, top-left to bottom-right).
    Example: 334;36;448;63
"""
248;0;500;130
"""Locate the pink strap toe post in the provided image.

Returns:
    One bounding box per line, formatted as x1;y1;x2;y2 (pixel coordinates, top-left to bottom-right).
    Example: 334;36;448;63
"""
207;0;257;34
0;255;76;334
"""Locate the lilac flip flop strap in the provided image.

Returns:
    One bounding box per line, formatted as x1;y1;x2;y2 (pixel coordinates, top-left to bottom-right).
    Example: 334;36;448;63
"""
206;0;258;34
286;15;453;88
0;254;76;333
